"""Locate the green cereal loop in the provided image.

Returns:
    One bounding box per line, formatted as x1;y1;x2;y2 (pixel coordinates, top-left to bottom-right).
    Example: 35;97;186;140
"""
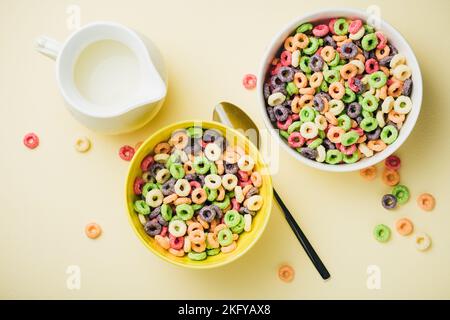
325;149;343;164
339;59;347;65
142;182;158;197
360;117;378;132
213;195;230;210
192;203;204;212
334;18;349;35
331;65;343;72
205;187;218;202
193;156;211;174
299;56;312;73
134;200;150;215
300;106;315;122
170;215;182;222
303;37;319;55
206;248;221;256
308;138;323;149
364;24;375;33
296;23;313;34
341;131;359;146
318;38;324;47
323;69;340;84
161;203;173;221
343;152;359;164
209;162;218;174
361;33;378;51
392;185;410;205
328;52;341;67
227;191;235;198
169;163;185;179
374;224;391;243
186;126;203;138
368;71;387;89
320;80;329;92
286;82;299;96
224;210;241;228
287;121;302;134
218;228;233;246
231;215;245;234
357;94;364;104
188;251;207;261
279;130;289;140
342;88;356;104
362;110;373;119
176;204;194;220
380;125;399;145
338;114;352;131
361;94;379;112
318;130;326;139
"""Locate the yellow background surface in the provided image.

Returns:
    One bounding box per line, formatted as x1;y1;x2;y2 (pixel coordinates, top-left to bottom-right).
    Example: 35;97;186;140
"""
1;0;449;299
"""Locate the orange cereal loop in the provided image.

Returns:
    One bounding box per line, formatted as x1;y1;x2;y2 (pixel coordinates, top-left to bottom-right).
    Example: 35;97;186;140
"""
332;34;347;42
340;64;357;80
324;112;338;126
291;96;301;113
388;110;405;124
320;46;335;63
367;139;387;152
354;53;366;64
376;45;390;60
357;134;367;144
382;169;400;186
299;94;314;108
388;81;403;97
85;223;102;239
154;142;171;154
328;82;345;100
293;33;309;49
278;264;295;283
284;36;297;52
380;66;390;77
359;166;377;180
395;218;414;236
293;72;307;88
417;193;435;211
299;87;315;95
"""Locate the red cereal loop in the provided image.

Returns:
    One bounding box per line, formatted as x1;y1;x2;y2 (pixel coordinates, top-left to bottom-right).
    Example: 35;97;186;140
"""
385;155;401;171
134;177;145;195
349;19;363;34
376;31;387;49
237;170;249;182
277;115;293;130
312;24;329;37
280;50;292;66
271;62;282;76
160;226;168;237
242;74;257;90
190;180;201;190
365;58;379;74
119;145;135;161
328;18;337;35
169;234;184;250
23;132;39;149
140;155;154;171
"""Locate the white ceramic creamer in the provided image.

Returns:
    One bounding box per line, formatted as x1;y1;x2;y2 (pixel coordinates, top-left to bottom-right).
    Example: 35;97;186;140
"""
36;22;167;134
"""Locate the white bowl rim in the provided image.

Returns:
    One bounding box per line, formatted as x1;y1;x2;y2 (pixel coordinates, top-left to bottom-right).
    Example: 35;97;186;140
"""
257;8;423;172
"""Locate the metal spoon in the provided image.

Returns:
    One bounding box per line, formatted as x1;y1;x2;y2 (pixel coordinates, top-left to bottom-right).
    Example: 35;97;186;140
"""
213;101;331;280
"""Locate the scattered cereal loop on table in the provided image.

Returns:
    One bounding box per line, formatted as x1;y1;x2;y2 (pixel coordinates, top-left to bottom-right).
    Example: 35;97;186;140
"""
23;132;39;149
278;264;295;283
119;145;135;161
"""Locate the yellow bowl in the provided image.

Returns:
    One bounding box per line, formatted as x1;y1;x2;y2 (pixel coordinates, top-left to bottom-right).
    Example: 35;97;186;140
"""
125;120;273;269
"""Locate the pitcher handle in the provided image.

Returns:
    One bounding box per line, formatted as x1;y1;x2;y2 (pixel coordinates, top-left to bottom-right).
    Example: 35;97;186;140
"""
35;36;61;60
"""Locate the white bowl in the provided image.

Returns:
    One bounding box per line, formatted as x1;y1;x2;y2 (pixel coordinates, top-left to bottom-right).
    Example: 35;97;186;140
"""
257;8;422;172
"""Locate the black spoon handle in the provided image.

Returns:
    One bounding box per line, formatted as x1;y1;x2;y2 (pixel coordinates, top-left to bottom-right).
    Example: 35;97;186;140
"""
273;188;330;280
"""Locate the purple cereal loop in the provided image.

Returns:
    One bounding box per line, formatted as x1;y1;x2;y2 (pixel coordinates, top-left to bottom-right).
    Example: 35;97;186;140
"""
309;54;324;72
300;147;318;160
313;95;325;112
382;194;397;209
149;207;161;219
324;35;337;48
346;102;362;118
366;127;381;140
379;55;393;67
270;74;284;88
316;92;331;101
340;42;358;59
277;66;295;82
273;105;290;122
272;86;287;95
389;44;398;55
322;138;336;150
157;214;168;226
144;219;162;236
267;107;276;122
161;178;176;196
199;206;216;223
264;83;271;99
211;205;223;219
224;162;238;175
402;78;412;96
245;187;259;199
